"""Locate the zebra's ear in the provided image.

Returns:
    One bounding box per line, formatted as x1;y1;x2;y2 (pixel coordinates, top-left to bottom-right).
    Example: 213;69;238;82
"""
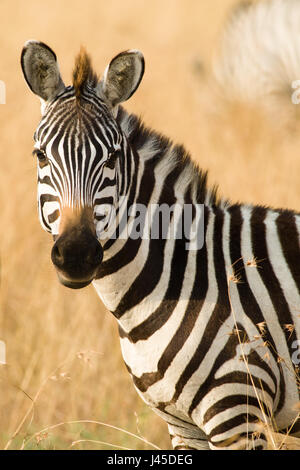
100;50;144;110
21;40;65;104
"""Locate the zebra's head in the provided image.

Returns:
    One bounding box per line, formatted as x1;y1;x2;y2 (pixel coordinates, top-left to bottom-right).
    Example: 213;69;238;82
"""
21;41;144;289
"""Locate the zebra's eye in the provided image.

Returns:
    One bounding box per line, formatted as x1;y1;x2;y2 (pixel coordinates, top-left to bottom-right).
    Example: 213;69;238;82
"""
33;149;48;163
106;149;121;169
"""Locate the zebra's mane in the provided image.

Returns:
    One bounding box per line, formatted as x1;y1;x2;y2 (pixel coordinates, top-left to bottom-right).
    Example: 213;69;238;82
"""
72;47;98;100
117;107;224;207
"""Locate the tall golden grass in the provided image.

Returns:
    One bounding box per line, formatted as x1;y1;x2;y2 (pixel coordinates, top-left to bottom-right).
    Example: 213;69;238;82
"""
1;0;300;449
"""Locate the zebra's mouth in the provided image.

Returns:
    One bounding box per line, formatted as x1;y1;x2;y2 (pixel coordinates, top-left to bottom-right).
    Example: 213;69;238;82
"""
55;269;96;289
58;277;93;289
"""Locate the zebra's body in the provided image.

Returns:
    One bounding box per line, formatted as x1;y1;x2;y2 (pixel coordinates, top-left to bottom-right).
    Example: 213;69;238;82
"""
21;41;300;450
95;109;300;449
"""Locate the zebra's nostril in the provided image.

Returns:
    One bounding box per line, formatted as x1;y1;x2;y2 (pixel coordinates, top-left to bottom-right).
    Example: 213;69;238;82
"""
51;243;64;268
86;240;103;266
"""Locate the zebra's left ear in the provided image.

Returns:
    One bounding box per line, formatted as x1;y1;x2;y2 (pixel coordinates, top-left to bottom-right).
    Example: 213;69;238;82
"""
99;50;144;111
21;40;65;106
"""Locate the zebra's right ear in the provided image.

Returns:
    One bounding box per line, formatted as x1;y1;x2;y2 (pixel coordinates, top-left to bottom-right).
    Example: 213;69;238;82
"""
21;40;65;104
99;50;145;113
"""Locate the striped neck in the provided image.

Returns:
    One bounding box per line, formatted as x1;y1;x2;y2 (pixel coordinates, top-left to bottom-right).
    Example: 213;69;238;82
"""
93;107;227;324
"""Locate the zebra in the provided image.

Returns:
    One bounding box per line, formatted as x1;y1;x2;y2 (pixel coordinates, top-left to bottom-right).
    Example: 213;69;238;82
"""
21;40;300;450
213;0;300;123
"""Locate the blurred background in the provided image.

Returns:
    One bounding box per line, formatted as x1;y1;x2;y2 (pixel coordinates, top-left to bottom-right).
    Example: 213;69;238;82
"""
1;0;300;450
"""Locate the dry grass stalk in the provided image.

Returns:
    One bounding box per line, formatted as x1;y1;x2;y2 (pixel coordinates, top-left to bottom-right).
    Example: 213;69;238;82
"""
227;269;300;450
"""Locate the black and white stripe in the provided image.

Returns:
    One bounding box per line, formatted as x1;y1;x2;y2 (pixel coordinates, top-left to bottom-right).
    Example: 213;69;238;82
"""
35;86;124;236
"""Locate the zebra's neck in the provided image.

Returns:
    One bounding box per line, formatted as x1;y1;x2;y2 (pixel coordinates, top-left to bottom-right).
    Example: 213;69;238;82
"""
93;107;226;329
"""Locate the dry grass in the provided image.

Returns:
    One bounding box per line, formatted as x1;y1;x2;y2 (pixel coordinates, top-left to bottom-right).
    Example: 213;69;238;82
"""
227;269;300;450
1;0;300;450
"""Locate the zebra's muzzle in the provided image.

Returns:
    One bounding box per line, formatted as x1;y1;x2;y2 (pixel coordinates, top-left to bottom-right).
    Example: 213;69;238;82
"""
51;227;103;289
57;277;94;290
